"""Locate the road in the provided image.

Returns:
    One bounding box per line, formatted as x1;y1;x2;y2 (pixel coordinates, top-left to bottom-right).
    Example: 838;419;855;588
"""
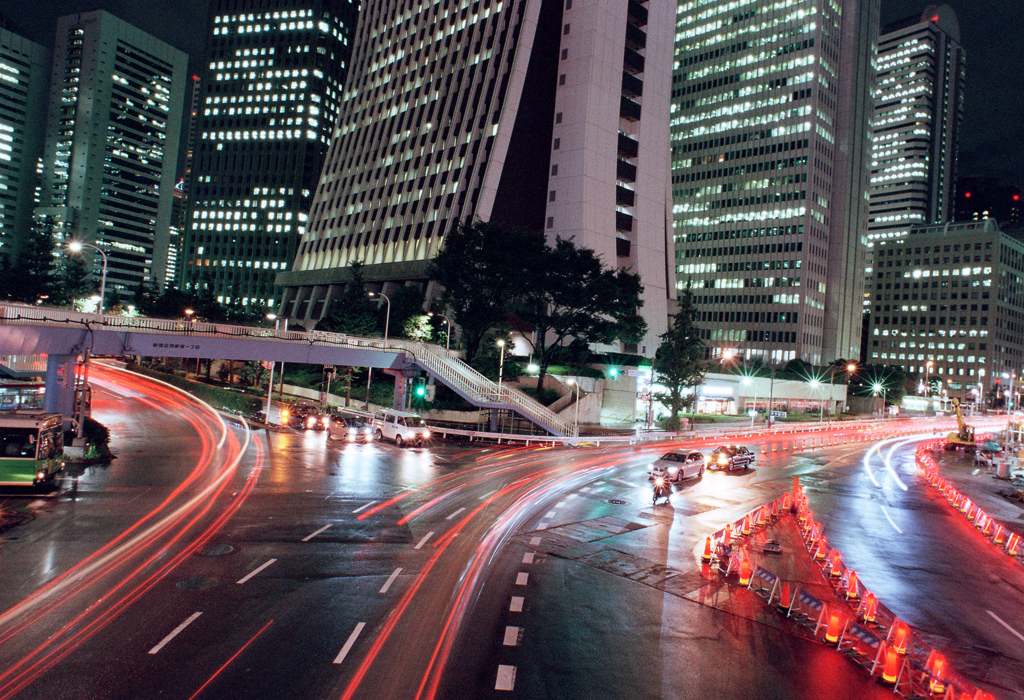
2;379;1022;699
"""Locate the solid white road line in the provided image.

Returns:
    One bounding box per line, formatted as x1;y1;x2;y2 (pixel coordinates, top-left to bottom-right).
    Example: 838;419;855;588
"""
880;505;904;534
503;626;520;646
415;531;435;549
987;610;1024;643
522;552;534;565
529;536;541;546
301;524;332;542
380;567;402;594
148;612;202;655
333;622;366;664
495;665;517;691
236;558;277;585
352;501;377;514
480;489;497;500
446;507;466;520
515;572;529;586
509;596;524;612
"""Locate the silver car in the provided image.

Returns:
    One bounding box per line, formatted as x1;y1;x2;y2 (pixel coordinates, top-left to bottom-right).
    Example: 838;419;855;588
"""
647;450;706;483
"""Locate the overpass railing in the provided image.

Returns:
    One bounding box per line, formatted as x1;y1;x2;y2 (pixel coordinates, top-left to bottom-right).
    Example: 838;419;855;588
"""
0;304;576;437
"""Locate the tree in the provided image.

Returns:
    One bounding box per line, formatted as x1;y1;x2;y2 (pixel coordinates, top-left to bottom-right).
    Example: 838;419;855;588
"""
238;360;269;388
53;255;92;308
15;227;58;304
428;220;546;363
513;237;646;393
389;285;426;339
318;260;379;336
652;284;705;431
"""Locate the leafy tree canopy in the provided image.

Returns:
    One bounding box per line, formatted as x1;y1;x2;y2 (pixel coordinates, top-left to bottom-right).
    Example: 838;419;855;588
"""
652;284;704;430
318;261;380;336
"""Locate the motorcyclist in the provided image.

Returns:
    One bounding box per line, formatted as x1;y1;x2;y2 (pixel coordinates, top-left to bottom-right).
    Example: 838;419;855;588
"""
652;476;671;505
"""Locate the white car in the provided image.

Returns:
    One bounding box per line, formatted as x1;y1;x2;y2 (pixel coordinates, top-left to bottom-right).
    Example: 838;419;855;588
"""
647;450;705;483
371;409;431;447
327;414;373;443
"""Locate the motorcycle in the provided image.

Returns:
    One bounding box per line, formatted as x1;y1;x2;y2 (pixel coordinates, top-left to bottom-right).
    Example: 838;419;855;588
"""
652;476;671;505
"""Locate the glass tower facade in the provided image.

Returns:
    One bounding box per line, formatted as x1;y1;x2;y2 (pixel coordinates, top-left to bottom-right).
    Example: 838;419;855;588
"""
180;0;357;313
671;0;878;366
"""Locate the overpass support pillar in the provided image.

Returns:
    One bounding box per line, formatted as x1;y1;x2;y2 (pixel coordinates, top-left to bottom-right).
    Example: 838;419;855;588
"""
44;353;77;426
384;368;412;412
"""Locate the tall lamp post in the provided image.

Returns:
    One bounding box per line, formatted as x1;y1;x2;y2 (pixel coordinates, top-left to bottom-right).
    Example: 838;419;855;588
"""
978;368;985;411
1002;371;1015;417
67;241;108;314
566;377;580;435
872;382;887;419
925;360;934;397
809;378;823;424
427;311;452;350
265;313;282;420
365;291;391;411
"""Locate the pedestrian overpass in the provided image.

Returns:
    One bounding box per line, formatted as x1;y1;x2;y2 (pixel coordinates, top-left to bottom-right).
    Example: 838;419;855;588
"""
0;303;575;437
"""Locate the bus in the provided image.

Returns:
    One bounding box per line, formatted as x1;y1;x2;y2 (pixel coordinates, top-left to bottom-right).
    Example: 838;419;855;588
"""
0;411;65;487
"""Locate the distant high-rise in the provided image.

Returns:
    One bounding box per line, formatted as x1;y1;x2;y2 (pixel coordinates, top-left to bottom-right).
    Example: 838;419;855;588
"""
0;27;50;268
671;0;879;366
276;0;676;354
954;176;1022;229
180;0;357;313
867;4;965;244
35;11;187;293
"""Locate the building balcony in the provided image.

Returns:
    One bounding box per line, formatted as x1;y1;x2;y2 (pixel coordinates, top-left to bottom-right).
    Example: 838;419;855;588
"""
616;159;637;183
620;96;642;121
617;131;639;158
627;0;648;27
621;72;643;99
616;184;635;207
616;211;634;233
625;23;646;51
623;47;645;75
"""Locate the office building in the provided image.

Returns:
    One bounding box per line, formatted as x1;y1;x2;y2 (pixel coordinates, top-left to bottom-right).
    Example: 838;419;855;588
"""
867;5;965;244
0;27;50;268
180;0;357;312
34;11;186;294
671;0;879;367
276;0;676;354
866;219;1024;402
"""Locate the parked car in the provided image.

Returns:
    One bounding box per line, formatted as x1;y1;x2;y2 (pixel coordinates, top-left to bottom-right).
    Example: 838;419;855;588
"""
707;444;756;471
371;409;431;447
327;414;373;442
647;450;705;483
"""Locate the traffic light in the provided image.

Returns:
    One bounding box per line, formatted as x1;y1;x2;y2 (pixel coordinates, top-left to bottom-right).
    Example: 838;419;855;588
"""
608;367;619;379
415;382;427;398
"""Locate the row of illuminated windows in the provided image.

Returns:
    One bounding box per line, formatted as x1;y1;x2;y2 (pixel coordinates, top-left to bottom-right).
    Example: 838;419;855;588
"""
192;222;293;234
215;9;312;24
204;128;317;141
675;206;807;226
193;257;283;270
675;0;816;41
673;156;809;184
679;239;804;262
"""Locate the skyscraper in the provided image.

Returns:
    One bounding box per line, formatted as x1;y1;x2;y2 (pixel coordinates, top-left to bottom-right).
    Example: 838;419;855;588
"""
0;26;50;268
275;0;676;354
867;4;965;244
671;0;879;366
35;11;187;293
180;0;357;314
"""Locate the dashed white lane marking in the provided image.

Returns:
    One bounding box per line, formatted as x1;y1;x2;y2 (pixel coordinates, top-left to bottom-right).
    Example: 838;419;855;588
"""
236;558;277;585
333;622;366;664
480;489;497;500
515;572;529;586
545;510;556;519
880;505;904;534
446;507;466;520
581;487;592;493
509;596;524;612
538;521;549;530
495;664;517;691
352;501;376;514
529;536;541;546
987;610;1024;643
611;478;632;487
380;567;402;594
301;524;332;542
415;531;435;549
503;626;520;646
522;552;534;564
148;612;202;654
555;500;566;508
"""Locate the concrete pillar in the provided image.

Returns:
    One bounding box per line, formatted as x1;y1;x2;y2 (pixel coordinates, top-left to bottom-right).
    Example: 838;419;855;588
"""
44;353;77;427
392;370;407;412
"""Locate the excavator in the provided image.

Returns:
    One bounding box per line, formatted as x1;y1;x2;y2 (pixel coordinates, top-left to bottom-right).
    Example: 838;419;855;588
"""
945;397;976;451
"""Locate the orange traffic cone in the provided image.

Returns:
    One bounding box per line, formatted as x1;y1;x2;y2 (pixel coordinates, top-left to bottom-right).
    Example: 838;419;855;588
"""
742;514;751;535
892;622;909;655
815;537;828;561
777;581;791;612
1007;533;1021;556
882;645;900;684
924;649;937;676
739;555;751;586
824;611;842;643
994;524;1005;545
771;499;779;519
929;655;946;694
701;536;713;562
782;492;791;511
846;571;859;600
861;593;877;623
757;506;766;527
829;551;842;577
723;523;732;545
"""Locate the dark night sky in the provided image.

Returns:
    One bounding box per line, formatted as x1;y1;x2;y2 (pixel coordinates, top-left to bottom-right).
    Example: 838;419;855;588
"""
2;0;1022;186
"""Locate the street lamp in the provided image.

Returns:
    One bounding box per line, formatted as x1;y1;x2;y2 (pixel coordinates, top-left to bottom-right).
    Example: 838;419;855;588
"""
978;368;985;410
1002;371;1015;417
872;382;887;419
427;311;452;350
365;291;391;411
496;339;506;388
265;313;282;420
809;378;823;424
67;241;108;314
566;377;580;434
925;360;934;397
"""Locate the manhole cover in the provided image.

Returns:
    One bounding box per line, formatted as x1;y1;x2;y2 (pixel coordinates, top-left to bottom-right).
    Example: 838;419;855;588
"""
607;498;627;505
176;576;218;591
196;543;235;557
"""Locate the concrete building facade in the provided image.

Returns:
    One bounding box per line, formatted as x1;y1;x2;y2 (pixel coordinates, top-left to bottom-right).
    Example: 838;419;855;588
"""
671;0;879;367
180;0;357;312
35;11;187;294
275;0;676;355
0;27;50;268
